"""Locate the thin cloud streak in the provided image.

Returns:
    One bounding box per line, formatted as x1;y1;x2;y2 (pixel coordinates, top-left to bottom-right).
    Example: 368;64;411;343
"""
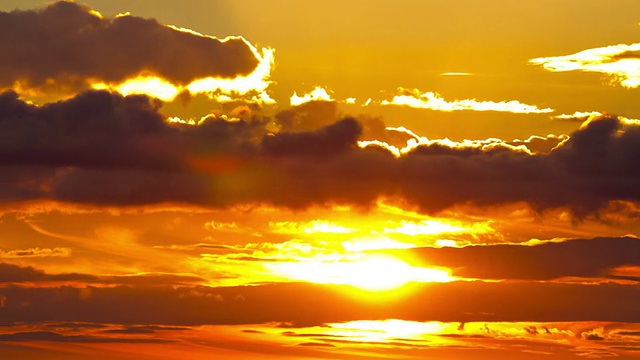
379;88;553;114
531;43;640;88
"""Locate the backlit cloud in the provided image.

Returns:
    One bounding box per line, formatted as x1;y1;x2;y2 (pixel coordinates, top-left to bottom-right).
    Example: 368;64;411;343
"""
1;90;640;216
531;43;640;88
396;237;640;281
379;88;553;114
290;87;334;106
0;1;273;101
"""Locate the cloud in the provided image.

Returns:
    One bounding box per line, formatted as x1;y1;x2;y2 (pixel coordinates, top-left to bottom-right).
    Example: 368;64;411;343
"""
275;98;341;132
1;90;640;216
0;277;638;325
269;220;357;234
508;134;569;154
0;263;97;283
554;111;640;127
0;247;71;258
530;43;640;88
0;1;270;99
0;263;203;286
394;237;640;281
0;331;172;343
379;88;553;114
290;87;333;106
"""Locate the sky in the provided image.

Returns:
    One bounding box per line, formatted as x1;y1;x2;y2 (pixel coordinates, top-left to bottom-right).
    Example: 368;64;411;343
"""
0;1;639;359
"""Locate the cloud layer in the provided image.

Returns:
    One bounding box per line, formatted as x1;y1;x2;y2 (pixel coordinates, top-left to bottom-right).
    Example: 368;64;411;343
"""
0;265;638;325
398;237;640;281
1;90;640;215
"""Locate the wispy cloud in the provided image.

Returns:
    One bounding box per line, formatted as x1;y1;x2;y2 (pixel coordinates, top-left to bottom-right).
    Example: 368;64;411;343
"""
0;247;71;258
379;88;553;114
530;43;640;88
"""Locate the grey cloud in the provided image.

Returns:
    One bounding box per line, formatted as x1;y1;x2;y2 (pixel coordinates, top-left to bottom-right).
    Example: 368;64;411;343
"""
0;263;97;283
0;331;172;343
0;262;204;286
0;1;259;93
1;89;640;216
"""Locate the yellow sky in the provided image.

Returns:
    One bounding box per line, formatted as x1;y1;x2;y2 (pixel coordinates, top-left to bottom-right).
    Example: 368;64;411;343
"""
1;1;640;359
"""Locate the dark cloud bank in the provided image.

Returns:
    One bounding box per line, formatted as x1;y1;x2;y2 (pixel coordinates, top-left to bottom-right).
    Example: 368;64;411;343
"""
397;237;640;281
1;236;638;325
1;89;640;216
0;273;638;325
0;1;259;93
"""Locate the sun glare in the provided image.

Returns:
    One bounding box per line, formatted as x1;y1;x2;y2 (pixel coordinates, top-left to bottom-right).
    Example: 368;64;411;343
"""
328;319;447;342
266;254;453;291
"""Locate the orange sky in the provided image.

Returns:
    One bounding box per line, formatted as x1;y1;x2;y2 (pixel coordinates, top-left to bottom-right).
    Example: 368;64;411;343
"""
0;1;639;359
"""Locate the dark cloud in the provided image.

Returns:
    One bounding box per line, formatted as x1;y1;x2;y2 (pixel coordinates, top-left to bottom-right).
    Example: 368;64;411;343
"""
617;331;640;336
0;331;172;343
275;100;340;132
0;262;204;286
0;275;638;325
1;89;640;215
263;117;361;157
395;237;640;281
42;322;107;330
0;263;97;283
0;1;259;93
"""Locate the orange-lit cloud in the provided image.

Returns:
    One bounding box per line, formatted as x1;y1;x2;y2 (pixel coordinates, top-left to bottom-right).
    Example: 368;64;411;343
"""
379;88;553;113
0;247;71;258
531;43;640;88
0;1;272;102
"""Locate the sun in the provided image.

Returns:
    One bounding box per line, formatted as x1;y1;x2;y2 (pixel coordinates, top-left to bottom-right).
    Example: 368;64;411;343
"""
266;254;453;291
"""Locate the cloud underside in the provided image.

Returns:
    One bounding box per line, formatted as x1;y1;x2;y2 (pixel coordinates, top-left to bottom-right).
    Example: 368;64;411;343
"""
396;237;640;281
0;276;638;325
0;90;639;216
0;1;260;94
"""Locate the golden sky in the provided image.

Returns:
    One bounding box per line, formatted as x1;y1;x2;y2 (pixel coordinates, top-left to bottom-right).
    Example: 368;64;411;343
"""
0;1;639;359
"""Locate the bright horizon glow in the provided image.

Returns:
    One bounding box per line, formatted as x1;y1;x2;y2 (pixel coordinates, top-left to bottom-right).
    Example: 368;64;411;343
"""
327;319;447;342
265;254;454;291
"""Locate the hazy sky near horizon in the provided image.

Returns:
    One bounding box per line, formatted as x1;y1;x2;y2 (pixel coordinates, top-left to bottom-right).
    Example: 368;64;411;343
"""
1;1;639;359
